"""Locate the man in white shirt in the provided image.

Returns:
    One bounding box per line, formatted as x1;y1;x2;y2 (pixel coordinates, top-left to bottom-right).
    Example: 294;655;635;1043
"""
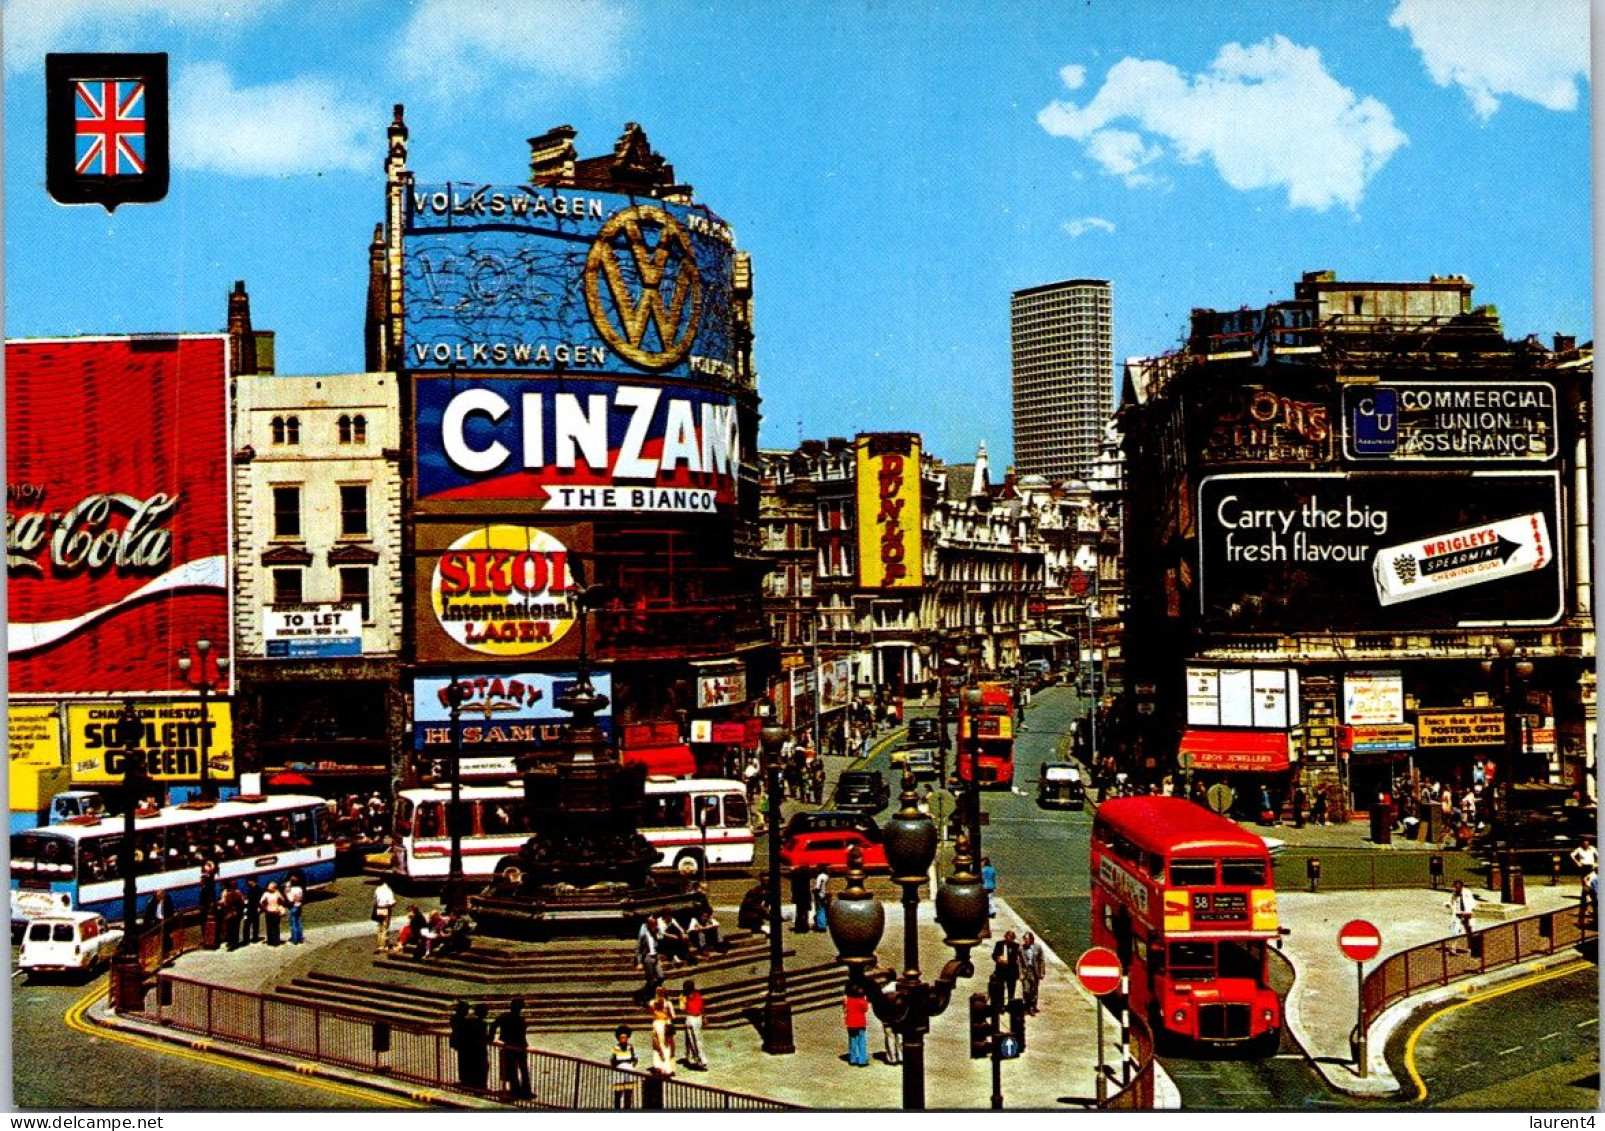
1447;880;1476;953
372;880;397;952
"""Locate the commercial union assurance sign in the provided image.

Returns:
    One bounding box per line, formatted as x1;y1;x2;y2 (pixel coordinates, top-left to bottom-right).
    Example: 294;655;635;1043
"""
1345;381;1556;462
403;184;737;381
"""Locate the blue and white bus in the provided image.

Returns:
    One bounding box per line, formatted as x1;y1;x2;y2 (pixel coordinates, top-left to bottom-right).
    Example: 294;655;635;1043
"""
9;794;336;928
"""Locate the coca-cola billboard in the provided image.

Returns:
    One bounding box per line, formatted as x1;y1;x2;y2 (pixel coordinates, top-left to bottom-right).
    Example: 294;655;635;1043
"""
7;336;232;693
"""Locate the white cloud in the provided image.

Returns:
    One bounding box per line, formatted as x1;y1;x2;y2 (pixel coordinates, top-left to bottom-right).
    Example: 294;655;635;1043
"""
1061;216;1115;238
3;0;281;72
173;62;379;176
1058;64;1087;91
1037;35;1407;212
1389;0;1589;120
392;0;630;93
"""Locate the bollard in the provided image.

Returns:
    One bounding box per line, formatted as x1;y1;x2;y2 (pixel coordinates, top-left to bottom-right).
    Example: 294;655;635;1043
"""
1429;854;1444;890
1307;857;1321;893
643;1072;665;1110
1488;857;1504;894
1507;865;1526;905
1551;854;1562;886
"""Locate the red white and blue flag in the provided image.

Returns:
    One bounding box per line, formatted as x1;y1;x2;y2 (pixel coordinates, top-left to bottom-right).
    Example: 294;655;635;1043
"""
74;79;146;176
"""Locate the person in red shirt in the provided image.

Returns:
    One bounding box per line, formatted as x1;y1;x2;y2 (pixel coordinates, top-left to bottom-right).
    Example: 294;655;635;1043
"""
679;979;708;1070
843;985;870;1066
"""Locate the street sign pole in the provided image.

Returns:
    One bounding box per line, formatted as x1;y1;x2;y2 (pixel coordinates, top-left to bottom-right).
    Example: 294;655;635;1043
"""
1075;947;1123;1104
1095;996;1106;1104
1337;919;1382;1079
1355;959;1367;1078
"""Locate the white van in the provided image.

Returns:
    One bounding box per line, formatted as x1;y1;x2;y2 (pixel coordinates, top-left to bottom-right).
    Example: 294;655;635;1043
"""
19;910;123;975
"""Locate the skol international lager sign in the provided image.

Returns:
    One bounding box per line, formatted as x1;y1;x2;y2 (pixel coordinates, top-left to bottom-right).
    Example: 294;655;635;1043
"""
855;433;923;590
67;700;234;784
427;523;578;658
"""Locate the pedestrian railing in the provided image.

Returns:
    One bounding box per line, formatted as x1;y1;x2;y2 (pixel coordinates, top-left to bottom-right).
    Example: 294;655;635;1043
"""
1099;1010;1155;1110
1358;902;1595;1032
133;972;798;1110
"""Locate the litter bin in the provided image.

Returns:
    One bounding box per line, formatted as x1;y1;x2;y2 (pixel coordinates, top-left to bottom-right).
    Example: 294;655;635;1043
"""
1369;803;1393;845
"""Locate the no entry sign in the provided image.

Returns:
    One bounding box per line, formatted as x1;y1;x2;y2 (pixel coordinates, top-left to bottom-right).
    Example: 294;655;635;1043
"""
1076;946;1123;995
1338;919;1382;962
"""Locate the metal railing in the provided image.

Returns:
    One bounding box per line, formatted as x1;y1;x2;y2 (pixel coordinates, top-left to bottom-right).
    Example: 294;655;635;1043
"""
1358;903;1595;1031
1099;1010;1155;1110
135;973;797;1110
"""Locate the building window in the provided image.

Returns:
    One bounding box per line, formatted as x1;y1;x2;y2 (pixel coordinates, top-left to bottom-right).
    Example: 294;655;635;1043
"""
339;484;369;538
272;485;301;539
340;567;371;622
272;568;303;606
270;415;300;445
337;414;368;444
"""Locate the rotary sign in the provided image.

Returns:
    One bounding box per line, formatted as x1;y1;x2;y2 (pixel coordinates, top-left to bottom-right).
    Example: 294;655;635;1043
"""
403;185;736;381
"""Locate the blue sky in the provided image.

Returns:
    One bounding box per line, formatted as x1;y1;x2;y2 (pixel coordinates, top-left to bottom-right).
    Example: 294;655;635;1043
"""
3;0;1592;468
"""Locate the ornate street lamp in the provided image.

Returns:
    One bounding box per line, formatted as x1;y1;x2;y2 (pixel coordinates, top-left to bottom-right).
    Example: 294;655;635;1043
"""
176;638;229;802
828;769;987;1109
443;675;467;914
758;708;795;1054
111;700;148;1011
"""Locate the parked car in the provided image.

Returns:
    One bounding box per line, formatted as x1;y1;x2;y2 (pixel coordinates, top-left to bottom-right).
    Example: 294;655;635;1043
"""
907;717;941;744
833;769;891;815
783;810;882;843
1036;763;1085;810
20;910;123;977
779;828;889;875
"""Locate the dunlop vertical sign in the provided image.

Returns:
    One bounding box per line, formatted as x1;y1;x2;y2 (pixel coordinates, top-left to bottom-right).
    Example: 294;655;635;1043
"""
856;433;923;589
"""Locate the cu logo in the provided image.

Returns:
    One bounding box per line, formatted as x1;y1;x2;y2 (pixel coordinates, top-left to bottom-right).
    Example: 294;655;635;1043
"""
584;204;702;370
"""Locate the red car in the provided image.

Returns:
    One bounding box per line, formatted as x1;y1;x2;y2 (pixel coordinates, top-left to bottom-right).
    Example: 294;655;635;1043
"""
779;829;889;875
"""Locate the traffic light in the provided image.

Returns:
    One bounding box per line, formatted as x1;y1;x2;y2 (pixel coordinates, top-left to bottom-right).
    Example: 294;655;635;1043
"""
968;992;994;1059
1007;999;1027;1053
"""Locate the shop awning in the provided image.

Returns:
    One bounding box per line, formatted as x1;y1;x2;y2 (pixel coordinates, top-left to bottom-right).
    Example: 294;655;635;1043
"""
1179;729;1291;773
622;745;697;777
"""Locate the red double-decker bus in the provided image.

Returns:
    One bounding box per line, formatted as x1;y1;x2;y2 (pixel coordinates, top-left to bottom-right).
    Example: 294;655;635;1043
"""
1090;796;1280;1054
956;682;1014;788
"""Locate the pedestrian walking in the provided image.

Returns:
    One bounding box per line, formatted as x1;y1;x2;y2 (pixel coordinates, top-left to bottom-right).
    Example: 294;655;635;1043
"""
460;1004;490;1090
1311;787;1329;826
812;866;830;932
843;984;870;1067
199;860;218;919
286;873;306;944
992;929;1021;1003
372;879;396;952
679;979;707;1070
881;1016;902;1065
1447;880;1476;952
242;878;262;945
650;985;677;1077
981;857;997;918
260;881;284;946
449;1001;474;1087
1019;931;1046;1014
635;915;663;1004
220;880;244;950
610;1026;639;1109
144;889;174;956
1572;837;1597;909
792;865;813;933
494;998;531;1099
1292;787;1307;829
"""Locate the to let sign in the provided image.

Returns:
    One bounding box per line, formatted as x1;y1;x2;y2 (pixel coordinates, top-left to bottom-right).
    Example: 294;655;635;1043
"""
1338;919;1382;962
1075;946;1123;995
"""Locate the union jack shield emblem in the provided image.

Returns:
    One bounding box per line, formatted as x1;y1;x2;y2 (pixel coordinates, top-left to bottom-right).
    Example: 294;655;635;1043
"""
47;53;168;211
74;79;146;176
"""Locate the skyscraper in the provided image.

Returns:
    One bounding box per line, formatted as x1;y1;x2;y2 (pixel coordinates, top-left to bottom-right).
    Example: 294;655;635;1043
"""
1011;278;1113;483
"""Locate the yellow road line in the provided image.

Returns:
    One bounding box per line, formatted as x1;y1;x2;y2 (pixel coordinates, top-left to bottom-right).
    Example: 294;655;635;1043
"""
63;978;420;1109
1402;959;1591;1104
